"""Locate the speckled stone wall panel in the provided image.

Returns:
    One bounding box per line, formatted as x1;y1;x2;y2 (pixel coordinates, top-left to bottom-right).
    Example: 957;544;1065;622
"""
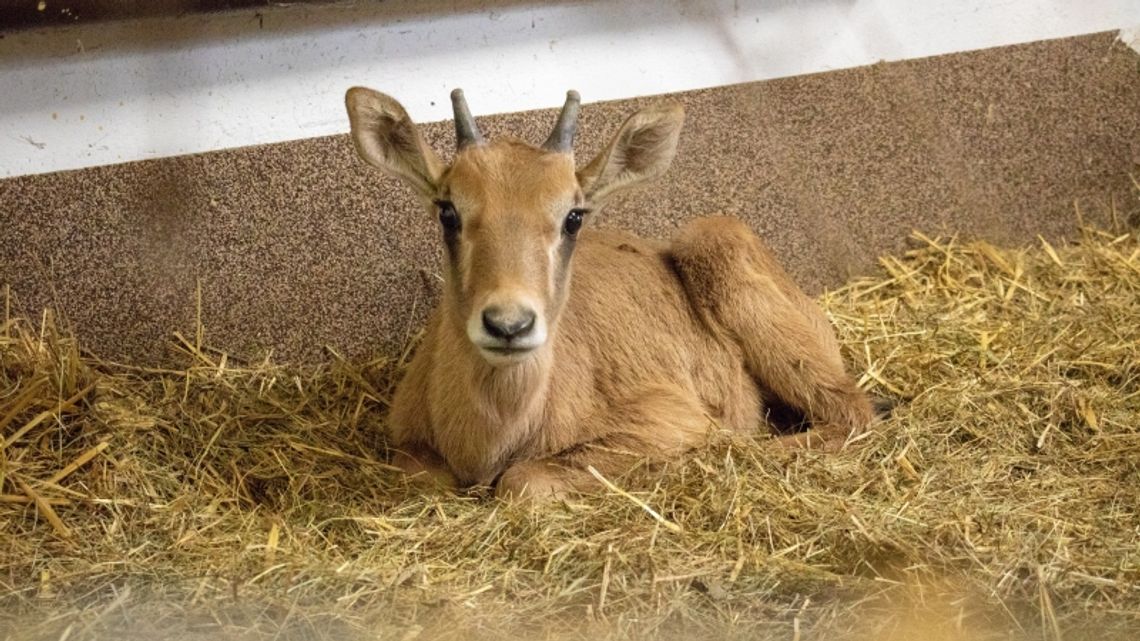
2;32;1138;365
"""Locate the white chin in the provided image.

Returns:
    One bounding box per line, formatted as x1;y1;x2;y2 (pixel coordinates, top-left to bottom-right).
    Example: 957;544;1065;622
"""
478;346;538;366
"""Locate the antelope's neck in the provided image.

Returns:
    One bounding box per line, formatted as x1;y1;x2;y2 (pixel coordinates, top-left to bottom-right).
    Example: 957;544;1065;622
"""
482;353;550;409
428;314;554;485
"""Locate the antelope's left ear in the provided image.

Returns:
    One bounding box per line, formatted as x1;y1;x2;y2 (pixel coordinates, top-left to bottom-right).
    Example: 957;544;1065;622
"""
577;102;685;204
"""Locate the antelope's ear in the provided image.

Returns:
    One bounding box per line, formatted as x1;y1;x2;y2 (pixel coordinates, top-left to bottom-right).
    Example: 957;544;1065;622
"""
345;87;443;199
577;102;684;204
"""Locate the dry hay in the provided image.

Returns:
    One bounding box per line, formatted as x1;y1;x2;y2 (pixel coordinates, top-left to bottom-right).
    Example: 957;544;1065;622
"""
1;222;1138;641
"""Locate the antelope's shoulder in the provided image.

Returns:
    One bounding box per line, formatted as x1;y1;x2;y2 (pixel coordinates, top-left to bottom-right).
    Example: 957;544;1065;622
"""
567;227;698;340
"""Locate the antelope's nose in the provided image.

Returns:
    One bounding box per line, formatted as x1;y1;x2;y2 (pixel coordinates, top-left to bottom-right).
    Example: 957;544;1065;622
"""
482;305;536;340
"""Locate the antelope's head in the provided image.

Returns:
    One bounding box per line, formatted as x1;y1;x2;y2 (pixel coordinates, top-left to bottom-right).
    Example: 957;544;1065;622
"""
345;88;684;366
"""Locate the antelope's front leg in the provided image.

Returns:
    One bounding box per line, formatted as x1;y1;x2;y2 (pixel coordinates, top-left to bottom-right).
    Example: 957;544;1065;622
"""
495;384;712;502
495;458;588;501
392;444;459;492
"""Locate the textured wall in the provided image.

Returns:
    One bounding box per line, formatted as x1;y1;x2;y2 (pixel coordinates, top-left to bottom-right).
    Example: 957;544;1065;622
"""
2;32;1138;365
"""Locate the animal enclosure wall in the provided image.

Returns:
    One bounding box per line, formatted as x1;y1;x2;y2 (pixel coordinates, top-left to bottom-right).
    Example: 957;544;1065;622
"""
1;3;1138;366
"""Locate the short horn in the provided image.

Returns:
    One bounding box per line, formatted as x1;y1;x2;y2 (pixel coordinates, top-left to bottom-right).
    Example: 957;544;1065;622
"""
542;90;581;152
451;88;484;149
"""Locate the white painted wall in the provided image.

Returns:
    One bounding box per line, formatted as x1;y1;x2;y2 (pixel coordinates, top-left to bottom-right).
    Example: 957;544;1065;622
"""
1;0;1137;178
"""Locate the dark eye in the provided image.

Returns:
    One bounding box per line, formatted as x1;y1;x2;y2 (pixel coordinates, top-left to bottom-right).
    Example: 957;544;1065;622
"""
563;208;588;236
435;200;460;233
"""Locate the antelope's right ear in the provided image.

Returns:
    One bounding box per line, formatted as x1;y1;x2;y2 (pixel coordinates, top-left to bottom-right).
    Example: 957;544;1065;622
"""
577;102;684;204
345;87;443;199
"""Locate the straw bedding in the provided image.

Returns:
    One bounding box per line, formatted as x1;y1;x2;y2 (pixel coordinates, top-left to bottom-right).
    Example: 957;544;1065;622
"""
1;223;1137;641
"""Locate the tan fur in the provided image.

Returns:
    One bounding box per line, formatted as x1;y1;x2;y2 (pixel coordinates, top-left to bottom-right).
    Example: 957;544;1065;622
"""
345;87;875;500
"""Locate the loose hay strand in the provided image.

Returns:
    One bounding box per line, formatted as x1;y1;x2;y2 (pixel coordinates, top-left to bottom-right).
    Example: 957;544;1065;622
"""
587;465;682;533
45;440;109;486
14;478;71;540
1;382;96;451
